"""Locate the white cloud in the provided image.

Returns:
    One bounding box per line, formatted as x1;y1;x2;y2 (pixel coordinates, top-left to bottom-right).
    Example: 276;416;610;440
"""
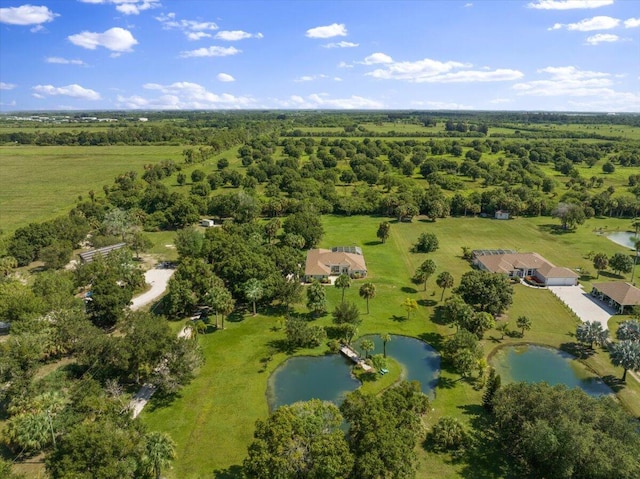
0;82;17;90
305;23;347;39
585;33;619;44
489;98;513;104
32;84;101;100
511;66;640;109
362;55;522;83
277;93;383;109
116;81;253;109
338;61;353;69
323;41;359;48
46;57;86;65
179;46;241;58
334;77;343;82
294;74;329;82
217;73;235;82
362;52;393;65
215;30;263;41
0;4;58;25
78;0;160;16
528;0;613;10
156;12;218;39
549;16;620;31
464;3;473;7
187;32;212;41
68;27;138;52
625;18;640;28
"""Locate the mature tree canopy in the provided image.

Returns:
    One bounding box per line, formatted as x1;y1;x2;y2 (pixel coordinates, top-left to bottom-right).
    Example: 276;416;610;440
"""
455;270;513;316
492;382;640;479
341;381;429;479
244;400;353;479
282;210;324;249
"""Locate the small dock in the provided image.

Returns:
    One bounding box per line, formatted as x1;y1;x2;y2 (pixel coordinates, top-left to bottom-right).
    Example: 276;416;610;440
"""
340;344;373;372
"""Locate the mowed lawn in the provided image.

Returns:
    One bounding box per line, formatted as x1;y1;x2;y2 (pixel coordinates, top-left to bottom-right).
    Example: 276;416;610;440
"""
0;145;186;233
142;215;640;479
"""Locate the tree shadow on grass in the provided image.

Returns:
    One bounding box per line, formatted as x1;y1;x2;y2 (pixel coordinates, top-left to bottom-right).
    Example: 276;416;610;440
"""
560;341;595;359
599;270;624;280
364;240;382;246
538;223;575;235
417;299;437;307
145;390;183;413
390;314;409;322
213;465;244;479
601;374;626;393
267;338;295;355
436;376;458;390
226;310;246;323
430;306;450;326
401;286;418;294
358;371;380;383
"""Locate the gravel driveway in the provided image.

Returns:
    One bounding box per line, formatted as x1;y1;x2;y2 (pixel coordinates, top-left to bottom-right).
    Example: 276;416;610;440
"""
130;266;175;311
548;285;615;328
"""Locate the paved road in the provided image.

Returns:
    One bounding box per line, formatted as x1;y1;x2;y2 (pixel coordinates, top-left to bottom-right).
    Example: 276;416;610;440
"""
548;285;615;328
130;267;175;311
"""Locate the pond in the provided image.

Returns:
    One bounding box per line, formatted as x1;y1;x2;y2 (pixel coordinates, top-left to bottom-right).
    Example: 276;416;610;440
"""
267;354;361;411
606;231;639;250
354;335;440;395
267;335;440;410
490;345;612;396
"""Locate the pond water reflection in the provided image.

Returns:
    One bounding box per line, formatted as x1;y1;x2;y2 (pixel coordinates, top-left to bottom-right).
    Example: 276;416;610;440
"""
490;344;612;396
267;335;441;410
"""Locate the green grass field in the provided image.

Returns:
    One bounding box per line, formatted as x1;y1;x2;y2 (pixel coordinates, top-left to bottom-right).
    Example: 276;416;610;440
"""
142;215;640;479
0;145;187;233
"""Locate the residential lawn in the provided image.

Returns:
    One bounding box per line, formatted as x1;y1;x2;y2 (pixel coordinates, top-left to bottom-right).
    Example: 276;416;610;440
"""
142;215;640;479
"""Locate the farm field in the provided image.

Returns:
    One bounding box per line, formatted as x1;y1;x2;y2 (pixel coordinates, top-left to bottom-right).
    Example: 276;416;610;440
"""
0;145;186;233
142;214;640;479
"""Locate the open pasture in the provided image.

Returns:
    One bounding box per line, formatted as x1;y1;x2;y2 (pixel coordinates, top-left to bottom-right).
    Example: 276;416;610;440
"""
0;145;185;233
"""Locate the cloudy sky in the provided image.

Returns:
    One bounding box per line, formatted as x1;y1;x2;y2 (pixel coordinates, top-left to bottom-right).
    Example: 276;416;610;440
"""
0;0;638;111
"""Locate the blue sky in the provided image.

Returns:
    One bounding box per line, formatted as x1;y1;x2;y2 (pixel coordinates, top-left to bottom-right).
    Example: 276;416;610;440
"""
0;0;638;111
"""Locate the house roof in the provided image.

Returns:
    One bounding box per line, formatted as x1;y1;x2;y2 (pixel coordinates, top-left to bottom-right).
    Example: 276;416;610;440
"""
592;282;640;306
305;248;367;276
476;252;578;279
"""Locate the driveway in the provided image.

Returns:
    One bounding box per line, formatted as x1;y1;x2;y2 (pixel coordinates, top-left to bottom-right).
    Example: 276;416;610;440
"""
130;266;175;311
548;285;615;329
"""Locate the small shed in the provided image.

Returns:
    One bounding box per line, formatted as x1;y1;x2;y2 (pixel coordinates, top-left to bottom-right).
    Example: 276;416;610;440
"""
495;210;510;220
200;219;215;227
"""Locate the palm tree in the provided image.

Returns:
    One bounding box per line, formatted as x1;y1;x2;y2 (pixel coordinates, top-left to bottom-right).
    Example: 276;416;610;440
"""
360;339;375;359
380;333;391;358
244;278;264;316
436;271;454;301
334;274;352;304
497;322;509;340
144;431;176;479
206;285;235;329
516;315;532;337
593;253;608;279
359;282;376;314
610;340;640;381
